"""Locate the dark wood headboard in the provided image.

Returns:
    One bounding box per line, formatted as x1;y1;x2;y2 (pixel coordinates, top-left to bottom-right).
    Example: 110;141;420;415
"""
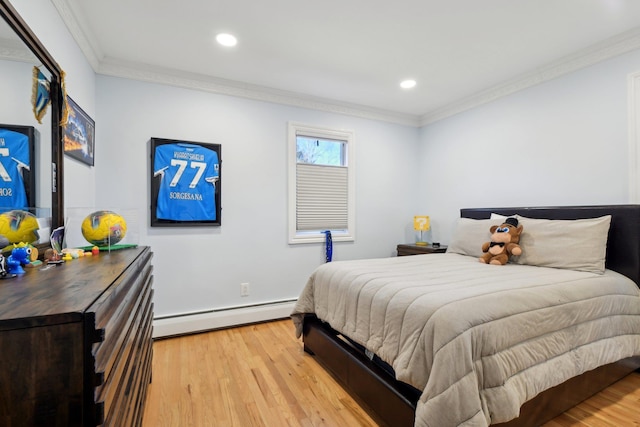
460;205;640;287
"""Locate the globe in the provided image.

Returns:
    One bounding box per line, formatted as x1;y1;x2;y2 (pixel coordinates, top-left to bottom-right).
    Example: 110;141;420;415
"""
81;210;127;246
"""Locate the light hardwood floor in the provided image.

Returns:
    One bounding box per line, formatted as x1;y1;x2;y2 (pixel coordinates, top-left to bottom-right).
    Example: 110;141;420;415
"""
142;319;640;427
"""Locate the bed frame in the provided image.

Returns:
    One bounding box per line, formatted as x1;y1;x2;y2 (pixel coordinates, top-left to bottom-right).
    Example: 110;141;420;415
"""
302;205;640;427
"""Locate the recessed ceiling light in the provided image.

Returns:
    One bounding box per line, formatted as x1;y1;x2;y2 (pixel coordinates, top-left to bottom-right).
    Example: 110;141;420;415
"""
216;33;237;47
400;79;417;89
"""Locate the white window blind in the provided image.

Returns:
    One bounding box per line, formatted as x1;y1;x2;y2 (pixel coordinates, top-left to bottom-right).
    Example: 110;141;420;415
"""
296;163;348;230
288;122;355;244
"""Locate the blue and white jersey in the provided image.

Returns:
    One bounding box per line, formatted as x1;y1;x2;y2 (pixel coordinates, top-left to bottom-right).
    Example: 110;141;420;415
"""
0;129;30;209
153;143;219;221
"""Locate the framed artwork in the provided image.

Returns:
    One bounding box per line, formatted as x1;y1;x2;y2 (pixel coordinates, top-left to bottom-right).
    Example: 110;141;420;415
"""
0;124;36;210
150;137;221;227
63;96;95;166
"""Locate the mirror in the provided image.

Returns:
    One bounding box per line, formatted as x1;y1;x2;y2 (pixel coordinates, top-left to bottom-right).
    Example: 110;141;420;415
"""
0;0;64;239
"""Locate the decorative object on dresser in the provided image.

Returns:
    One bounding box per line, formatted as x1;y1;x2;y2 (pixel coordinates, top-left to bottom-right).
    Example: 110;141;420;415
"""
397;243;447;256
0;246;154;426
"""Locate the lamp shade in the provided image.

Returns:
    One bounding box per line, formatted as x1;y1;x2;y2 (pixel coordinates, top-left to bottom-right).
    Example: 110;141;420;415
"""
413;216;430;231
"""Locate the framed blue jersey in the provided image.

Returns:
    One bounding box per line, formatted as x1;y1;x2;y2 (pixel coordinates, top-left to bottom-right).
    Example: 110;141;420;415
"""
150;138;221;226
0;125;36;211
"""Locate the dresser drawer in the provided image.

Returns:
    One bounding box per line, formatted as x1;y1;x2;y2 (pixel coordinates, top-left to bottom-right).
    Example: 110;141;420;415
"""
116;307;153;427
0;322;85;426
101;289;153;426
396;244;447;256
95;280;153;424
92;261;153;380
90;249;153;341
86;247;154;425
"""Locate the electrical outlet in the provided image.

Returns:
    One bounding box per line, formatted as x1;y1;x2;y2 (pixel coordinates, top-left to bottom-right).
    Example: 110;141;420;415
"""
240;282;250;297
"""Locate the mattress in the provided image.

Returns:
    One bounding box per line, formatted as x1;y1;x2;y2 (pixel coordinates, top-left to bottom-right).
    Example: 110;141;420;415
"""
291;253;640;426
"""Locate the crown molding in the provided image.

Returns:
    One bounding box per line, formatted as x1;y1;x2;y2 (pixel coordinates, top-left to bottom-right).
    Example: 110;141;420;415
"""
53;0;640;128
0;37;36;63
51;0;102;70
420;27;640;126
97;59;422;127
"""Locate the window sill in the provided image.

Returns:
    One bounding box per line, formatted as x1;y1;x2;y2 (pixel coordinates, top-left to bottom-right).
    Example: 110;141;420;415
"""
288;231;354;245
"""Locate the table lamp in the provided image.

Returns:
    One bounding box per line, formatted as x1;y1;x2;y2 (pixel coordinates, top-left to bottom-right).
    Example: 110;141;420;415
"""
413;215;430;246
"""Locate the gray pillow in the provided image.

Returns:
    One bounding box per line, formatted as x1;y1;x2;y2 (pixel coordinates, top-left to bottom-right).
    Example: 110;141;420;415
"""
446;218;497;258
513;215;611;274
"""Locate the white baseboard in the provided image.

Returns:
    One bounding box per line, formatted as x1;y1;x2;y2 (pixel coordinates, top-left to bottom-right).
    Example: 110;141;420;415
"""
152;300;297;338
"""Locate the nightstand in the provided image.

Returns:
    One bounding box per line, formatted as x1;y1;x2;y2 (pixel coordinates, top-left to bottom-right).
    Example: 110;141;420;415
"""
397;243;447;256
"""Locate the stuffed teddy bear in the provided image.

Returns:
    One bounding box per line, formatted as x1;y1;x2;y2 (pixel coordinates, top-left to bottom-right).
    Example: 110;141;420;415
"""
479;217;523;265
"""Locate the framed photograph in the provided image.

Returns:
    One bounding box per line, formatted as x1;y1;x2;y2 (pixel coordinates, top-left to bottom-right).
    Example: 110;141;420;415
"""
0;124;36;210
150;137;221;227
63;96;95;166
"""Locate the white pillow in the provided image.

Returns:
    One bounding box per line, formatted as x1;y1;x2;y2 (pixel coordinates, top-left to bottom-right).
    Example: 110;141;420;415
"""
447;218;500;258
513;215;611;274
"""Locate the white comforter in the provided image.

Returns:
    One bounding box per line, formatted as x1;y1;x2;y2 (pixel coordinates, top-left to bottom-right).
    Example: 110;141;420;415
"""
291;253;640;426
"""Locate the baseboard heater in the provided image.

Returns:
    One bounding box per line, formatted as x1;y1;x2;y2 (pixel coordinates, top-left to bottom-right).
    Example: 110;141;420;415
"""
152;299;297;339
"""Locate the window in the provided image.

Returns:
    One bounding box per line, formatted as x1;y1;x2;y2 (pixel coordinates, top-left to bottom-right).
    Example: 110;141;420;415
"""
288;122;355;244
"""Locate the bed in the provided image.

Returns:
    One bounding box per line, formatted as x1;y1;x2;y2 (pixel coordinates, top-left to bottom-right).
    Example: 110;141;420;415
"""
291;205;640;427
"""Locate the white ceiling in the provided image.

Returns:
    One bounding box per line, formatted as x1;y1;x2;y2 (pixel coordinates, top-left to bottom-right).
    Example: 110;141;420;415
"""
55;0;640;125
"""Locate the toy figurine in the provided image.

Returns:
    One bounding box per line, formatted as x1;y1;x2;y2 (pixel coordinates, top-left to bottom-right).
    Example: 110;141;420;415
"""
480;217;523;265
0;254;14;279
61;248;84;259
7;246;32;274
44;248;59;262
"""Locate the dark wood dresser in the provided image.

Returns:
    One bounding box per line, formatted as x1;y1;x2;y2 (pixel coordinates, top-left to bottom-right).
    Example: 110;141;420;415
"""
0;246;154;427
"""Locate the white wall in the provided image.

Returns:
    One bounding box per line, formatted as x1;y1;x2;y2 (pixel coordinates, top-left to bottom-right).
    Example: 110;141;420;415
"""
12;0;96;208
418;48;640;244
95;76;419;317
